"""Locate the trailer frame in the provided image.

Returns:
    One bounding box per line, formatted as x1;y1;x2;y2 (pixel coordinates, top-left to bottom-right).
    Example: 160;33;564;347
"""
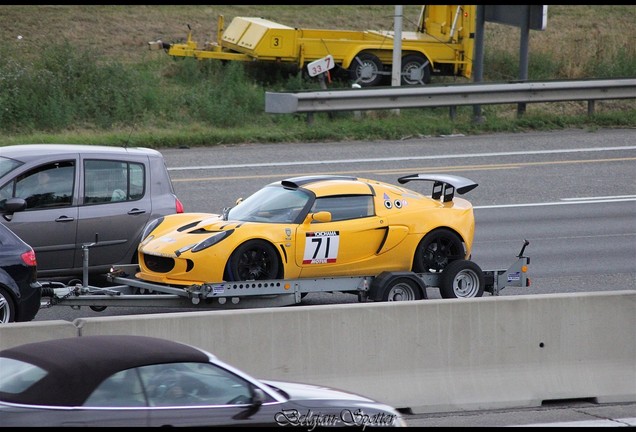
39;241;530;312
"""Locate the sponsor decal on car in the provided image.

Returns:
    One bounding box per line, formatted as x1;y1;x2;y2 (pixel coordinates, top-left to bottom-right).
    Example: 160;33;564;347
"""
303;231;340;264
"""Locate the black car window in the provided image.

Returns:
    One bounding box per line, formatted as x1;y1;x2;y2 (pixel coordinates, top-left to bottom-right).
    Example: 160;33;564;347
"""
0;357;47;394
84;159;145;204
138;362;253;407
11;162;75;210
83;368;146;407
311;195;374;221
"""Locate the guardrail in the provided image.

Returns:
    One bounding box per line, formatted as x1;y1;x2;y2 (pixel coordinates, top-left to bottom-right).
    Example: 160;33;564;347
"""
265;78;636;121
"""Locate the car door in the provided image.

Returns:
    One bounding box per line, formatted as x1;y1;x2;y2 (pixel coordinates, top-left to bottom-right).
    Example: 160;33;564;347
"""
76;156;153;270
295;195;386;278
0;160;79;271
140;362;279;427
148;404;279;427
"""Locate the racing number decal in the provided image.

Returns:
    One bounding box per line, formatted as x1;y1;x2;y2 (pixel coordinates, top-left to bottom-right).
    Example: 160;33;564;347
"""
303;231;339;264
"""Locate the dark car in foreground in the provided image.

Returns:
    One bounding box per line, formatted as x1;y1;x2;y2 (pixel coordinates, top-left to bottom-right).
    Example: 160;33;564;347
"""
0;223;39;323
0;335;405;427
0;144;184;281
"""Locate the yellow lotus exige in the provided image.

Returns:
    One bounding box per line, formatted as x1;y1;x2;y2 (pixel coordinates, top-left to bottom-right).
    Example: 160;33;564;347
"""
136;174;477;287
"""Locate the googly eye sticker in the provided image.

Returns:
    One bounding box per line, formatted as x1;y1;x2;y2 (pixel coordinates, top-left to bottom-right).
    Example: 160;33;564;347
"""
394;199;402;209
384;200;392;209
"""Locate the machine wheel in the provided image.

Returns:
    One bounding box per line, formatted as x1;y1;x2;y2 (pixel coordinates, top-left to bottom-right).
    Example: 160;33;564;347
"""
400;53;431;85
376;277;423;301
440;260;485;299
349;52;384;87
413;229;466;273
0;286;16;324
90;305;107;312
226;240;280;281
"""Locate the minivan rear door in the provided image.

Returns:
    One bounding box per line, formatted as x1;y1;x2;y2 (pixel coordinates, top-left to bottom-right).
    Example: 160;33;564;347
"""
76;157;152;270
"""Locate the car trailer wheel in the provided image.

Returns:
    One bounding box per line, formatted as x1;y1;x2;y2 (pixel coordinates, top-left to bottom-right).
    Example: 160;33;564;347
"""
440;260;485;299
370;272;426;302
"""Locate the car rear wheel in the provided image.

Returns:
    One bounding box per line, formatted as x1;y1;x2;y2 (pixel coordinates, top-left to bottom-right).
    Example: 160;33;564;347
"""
0;286;16;323
413;228;465;273
226;240;280;281
440;259;485;298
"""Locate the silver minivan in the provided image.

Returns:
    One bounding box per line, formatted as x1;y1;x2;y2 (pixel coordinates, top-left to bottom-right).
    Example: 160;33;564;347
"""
0;144;184;281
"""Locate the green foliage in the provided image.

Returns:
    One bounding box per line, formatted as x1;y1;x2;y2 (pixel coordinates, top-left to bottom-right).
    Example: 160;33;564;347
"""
0;34;634;145
0;41;155;132
587;47;636;78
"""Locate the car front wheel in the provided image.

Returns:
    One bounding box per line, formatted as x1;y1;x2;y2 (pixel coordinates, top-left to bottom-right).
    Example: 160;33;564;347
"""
225;240;280;281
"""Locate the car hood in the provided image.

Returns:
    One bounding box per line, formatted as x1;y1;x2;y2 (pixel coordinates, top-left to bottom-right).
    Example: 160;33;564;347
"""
261;379;373;402
142;213;242;254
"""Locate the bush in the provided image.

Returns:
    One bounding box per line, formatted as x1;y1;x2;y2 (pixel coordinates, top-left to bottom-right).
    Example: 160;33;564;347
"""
0;32;633;144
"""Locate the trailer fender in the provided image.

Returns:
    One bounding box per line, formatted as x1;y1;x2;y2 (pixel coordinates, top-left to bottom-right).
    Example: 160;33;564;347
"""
369;271;427;302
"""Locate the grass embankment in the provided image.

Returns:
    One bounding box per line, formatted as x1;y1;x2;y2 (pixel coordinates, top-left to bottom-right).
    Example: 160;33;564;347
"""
0;5;634;148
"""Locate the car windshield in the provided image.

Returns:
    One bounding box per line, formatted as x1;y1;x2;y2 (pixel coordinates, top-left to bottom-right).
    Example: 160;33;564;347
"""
0;156;23;178
227;185;310;223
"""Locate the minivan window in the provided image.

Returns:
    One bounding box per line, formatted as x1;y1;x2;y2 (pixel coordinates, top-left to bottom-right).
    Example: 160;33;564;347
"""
0;156;23;178
0;161;75;210
84;160;145;204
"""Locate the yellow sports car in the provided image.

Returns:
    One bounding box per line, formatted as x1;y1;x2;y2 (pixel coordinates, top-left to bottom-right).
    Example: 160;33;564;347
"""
136;174;477;287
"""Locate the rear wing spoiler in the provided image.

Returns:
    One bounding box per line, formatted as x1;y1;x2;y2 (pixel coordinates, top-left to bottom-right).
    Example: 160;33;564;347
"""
397;174;478;202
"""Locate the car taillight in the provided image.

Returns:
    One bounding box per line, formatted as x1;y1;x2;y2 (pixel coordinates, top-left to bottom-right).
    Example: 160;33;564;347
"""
175;197;184;214
21;249;37;267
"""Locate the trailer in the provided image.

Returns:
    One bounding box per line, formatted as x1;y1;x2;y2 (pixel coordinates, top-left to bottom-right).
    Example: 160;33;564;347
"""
149;5;476;87
38;240;530;312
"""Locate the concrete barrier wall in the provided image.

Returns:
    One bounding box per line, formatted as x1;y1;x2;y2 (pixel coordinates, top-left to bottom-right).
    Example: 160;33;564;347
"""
0;320;78;349
1;291;635;413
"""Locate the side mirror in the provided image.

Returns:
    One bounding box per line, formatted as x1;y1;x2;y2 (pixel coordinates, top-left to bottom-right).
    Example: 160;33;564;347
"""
251;388;266;407
306;210;332;223
4;198;27;214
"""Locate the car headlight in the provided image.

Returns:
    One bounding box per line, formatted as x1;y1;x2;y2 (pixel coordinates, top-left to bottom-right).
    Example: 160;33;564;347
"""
191;229;234;253
141;217;164;242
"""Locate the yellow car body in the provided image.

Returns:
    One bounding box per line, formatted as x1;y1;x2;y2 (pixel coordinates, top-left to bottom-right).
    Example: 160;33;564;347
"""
136;174;477;286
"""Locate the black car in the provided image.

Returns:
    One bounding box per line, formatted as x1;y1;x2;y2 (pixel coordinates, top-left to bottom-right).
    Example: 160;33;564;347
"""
0;223;39;323
0;335;405;427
